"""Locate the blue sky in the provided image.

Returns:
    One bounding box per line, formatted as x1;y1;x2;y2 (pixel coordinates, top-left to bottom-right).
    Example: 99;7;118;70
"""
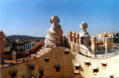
0;0;119;37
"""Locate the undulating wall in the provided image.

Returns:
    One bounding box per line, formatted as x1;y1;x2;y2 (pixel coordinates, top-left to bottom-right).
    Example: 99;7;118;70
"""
67;30;94;57
1;46;119;78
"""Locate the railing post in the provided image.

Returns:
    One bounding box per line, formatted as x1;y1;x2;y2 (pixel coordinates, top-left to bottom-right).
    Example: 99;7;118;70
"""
103;35;106;45
91;36;97;57
105;38;108;54
68;31;72;49
72;31;76;51
72;31;76;43
68;30;72;42
61;36;65;46
76;32;80;53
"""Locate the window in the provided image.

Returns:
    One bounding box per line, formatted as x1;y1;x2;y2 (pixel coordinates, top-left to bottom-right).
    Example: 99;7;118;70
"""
75;66;79;70
75;63;80;71
85;60;90;66
55;64;60;72
45;59;49;62
101;61;107;67
44;56;49;62
40;71;44;76
39;67;44;76
102;64;106;67
64;49;69;54
55;67;60;72
30;63;35;70
93;69;98;73
92;65;98;73
9;69;17;78
11;73;16;78
65;51;69;54
86;63;90;65
30;66;34;70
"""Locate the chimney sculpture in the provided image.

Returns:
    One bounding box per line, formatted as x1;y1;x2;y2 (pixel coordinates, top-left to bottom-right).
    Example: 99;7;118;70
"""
45;16;63;48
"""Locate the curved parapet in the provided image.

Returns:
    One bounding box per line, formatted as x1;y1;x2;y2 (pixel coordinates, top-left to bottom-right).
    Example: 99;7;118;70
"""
67;30;95;57
80;44;94;57
1;46;119;78
45;16;63;48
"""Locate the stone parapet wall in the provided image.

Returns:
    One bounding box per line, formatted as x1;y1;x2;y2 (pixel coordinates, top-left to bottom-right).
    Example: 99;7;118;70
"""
1;47;119;78
68;30;80;53
67;30;94;57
